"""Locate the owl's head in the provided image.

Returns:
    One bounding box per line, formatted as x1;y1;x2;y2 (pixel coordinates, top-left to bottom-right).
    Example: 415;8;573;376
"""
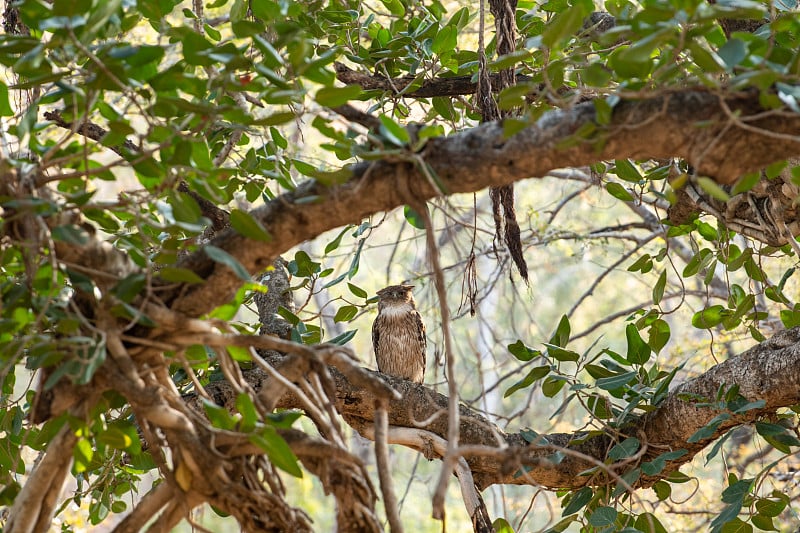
376;284;416;304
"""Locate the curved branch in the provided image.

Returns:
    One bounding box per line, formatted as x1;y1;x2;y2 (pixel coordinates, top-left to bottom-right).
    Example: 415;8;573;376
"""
5;424;78;533
165;89;800;317
271;327;800;491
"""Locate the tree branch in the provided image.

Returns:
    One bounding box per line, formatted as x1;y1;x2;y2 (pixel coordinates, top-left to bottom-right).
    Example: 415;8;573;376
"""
164;89;800;317
334;62;538;99
261;326;800;491
5;424;78;533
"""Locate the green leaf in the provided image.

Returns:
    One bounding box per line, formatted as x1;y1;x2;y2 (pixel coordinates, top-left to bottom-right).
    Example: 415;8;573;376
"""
750;515;776;531
628;254;653;273
609;45;653;78
625;324;651;364
608;437;640;460
249;427;303;477
588;506;617;527
0;81;13;116
697;177;731;202
779;307;800;328
549;315;570;347
544;343;580;362
348;283;368;299
755;498;787;518
688;41;724;72
431;26;457;55
508;340;539;362
226;345;251;363
596;371;636;391
379;115;410;146
72;438;94;474
379;0;405;16
653;270;667;304
606;182;634;202
432;96;457;121
542;0;591;48
687;413;730;443
97;426;134;452
204;245;251;281
562;486;593;516
731;172;760;195
334;305;358;323
158;267;206;284
652;481;671;501
648;319;671;354
168;191;201;224
315;85;362;107
642;449;687;475
492;517;515;533
289;250;321;277
255;111;296;126
614;159;643;182
683;248;713;277
491;50;534;70
324;226;351;254
403;205;426;229
203;399;237;430
235;393;258;431
251;0;280;20
634;512;668;533
718;38;748;70
230;209;272;242
0;481;21;506
692;305;728;329
722;478;754;504
755;421;800;452
328;330;357;345
541;375;567;397
504;365;550;397
695;220;719;241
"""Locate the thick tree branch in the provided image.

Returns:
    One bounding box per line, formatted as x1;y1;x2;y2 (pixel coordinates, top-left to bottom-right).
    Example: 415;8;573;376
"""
165;89;800;317
264;327;800;491
4;424;78;533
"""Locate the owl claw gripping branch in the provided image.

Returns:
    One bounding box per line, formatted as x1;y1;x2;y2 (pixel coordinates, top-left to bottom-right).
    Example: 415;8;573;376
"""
372;285;427;384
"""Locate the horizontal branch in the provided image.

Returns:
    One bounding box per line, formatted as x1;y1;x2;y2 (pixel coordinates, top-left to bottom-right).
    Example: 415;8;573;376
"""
334;62;537;98
165;89;800;316
269;327;800;491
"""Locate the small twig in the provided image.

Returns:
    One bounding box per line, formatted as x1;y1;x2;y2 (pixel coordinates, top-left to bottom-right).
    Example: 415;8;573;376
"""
565;232;659;319
43;110;139;157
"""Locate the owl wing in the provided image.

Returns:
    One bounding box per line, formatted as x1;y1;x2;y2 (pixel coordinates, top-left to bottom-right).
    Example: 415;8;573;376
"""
372;314;382;361
413;309;426;371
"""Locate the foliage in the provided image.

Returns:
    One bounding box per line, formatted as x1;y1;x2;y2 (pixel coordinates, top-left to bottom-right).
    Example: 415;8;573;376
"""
0;0;799;530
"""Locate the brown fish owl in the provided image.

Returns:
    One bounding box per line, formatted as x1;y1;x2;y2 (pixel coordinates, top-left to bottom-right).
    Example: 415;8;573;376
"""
372;285;427;383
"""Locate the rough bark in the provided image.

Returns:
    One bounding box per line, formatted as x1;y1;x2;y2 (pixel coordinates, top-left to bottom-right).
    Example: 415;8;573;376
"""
252;327;800;490
164;89;800;317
